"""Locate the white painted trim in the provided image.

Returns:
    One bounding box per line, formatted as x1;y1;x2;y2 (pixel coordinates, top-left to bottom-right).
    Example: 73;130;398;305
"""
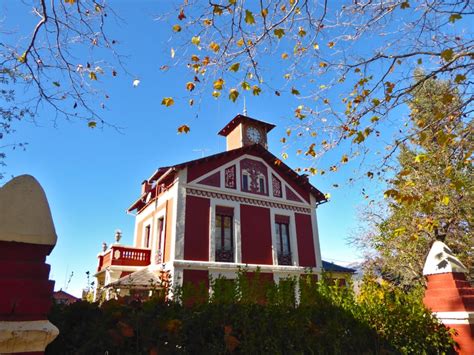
310;195;323;271
174;259;316;274
433;311;474;325
151;209;166;265
171;170;186;261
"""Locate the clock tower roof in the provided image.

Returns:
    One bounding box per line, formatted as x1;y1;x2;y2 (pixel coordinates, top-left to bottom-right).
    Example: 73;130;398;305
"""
218;114;275;137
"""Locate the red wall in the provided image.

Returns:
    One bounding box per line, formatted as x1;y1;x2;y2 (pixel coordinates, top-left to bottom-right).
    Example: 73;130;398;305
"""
184;196;210;261
240;205;273;264
183;269;209;288
295;213;316;267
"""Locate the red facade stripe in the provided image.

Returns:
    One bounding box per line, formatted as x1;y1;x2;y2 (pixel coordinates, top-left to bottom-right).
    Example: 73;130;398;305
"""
295;213;316;267
184;196;210;261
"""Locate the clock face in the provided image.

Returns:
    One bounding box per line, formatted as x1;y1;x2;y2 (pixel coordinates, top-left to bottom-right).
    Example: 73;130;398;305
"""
246;127;261;143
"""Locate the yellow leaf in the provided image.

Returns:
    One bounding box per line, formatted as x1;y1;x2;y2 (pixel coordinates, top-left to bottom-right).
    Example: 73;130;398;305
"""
191;36;201;46
319;62;328;68
229;88;239;102
229;0;237;4
252;85;261;96
441;196;450;205
186;82;195;91
281;53;288;59
213;5;223;15
449;13;462;23
209;42;220;53
328;41;335;48
18;52;27;63
161;97;175;107
191;54;200;62
454;74;466;83
212;91;221;98
203;19;212;26
298;27;306;37
282;153;288;160
172;25;182;32
324;193;331;199
341;155;349;163
236;38;244;47
261;8;268;17
229;63;240;72
89;72;97;80
177;124;190;134
213;78;224;90
241;81;251;91
64;0;76;4
171;48;176;58
245;10;255;24
274;28;285;39
313;43;319;50
95;4;101;12
414;154;426;162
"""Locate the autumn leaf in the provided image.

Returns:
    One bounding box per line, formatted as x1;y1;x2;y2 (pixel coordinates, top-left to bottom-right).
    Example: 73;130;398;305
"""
274;28;285;39
305;143;316;157
186;82;195;91
178;8;186;20
177;125;190;134
209;42;220;53
282;152;288;160
133;79;140;87
261;8;268;17
241;81;251;90
212;91;221;98
245;10;255;25
203;19;212;26
440;48;454;62
441;196;450;205
229;88;239;102
281;53;288;59
213;5;223;15
172;24;182;32
88;121;97;128
236;38;244;47
191;54;200;62
454;74;466;83
298;27;306;37
319;62;328;68
89;72;97;80
229;63;240;72
18;52;27;63
52;81;61;87
252;85;261;96
449;13;462;22
213;78;224;90
313;43;319;50
64;0;76;4
400;1;410;9
229;0;237;4
291;87;300;95
328;41;335;48
161;97;175;107
191;36;201;46
341;155;349;163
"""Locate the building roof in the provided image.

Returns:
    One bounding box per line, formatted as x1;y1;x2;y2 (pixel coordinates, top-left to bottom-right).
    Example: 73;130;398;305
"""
128;143;327;212
322;260;356;274
106;268;162;289
218;114;276;136
53;289;79;301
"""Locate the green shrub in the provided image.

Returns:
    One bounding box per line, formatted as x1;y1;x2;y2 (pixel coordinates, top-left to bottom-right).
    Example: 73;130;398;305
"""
46;272;455;354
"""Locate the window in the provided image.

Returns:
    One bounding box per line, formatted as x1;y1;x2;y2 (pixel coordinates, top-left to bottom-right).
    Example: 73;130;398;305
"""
215;207;234;262
155;217;164;263
144;225;151;248
275;216;291;265
242;173;249;191
257;175;266;193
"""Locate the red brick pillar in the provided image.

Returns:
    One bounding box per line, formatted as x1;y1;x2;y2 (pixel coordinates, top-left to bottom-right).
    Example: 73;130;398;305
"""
423;241;474;355
0;175;59;354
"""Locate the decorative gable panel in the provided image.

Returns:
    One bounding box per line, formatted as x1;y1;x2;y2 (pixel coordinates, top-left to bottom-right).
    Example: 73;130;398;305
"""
272;174;282;198
240;158;269;196
225;165;236;189
197;171;221;188
286;186;303;202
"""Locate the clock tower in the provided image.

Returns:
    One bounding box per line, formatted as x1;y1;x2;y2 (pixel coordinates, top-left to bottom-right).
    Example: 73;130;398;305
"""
218;114;275;151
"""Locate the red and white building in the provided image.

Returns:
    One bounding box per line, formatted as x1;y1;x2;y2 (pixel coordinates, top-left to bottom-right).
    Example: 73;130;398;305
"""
95;114;328;298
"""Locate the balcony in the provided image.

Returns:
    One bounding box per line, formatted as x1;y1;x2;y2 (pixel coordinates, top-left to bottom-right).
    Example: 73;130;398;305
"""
277;253;292;266
97;245;151;272
215;249;234;262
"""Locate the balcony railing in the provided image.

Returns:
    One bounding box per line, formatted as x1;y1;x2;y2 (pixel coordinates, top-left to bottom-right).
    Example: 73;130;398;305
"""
277;253;292;266
97;245;151;272
215;249;234;262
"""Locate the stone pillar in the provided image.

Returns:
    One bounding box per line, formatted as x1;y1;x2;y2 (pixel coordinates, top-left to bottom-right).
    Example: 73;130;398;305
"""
0;175;59;354
423;241;474;355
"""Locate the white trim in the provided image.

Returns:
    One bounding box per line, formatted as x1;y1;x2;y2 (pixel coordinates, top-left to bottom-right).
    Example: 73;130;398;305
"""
310;195;323;271
270;210;299;266
152;210;166;265
433;311;474;325
172;169;187;261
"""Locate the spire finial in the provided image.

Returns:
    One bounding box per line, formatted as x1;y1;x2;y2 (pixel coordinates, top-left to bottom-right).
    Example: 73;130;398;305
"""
243;96;247;116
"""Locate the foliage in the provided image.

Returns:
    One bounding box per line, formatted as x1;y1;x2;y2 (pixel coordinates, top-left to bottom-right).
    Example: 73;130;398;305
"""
47;271;455;354
356;73;473;286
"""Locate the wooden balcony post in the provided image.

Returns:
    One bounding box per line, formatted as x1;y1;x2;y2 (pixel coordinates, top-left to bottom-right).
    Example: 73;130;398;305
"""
0;175;59;354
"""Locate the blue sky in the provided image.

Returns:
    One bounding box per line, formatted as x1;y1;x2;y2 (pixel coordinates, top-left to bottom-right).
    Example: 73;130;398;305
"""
1;1;389;296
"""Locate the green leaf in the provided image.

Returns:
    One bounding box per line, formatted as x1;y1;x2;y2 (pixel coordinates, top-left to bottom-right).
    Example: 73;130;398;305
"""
245;10;255;25
440;48;454;62
229;63;240;72
52;81;61;87
441;196;450;205
274;28;285;39
454;74;466;83
229;88;239;102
